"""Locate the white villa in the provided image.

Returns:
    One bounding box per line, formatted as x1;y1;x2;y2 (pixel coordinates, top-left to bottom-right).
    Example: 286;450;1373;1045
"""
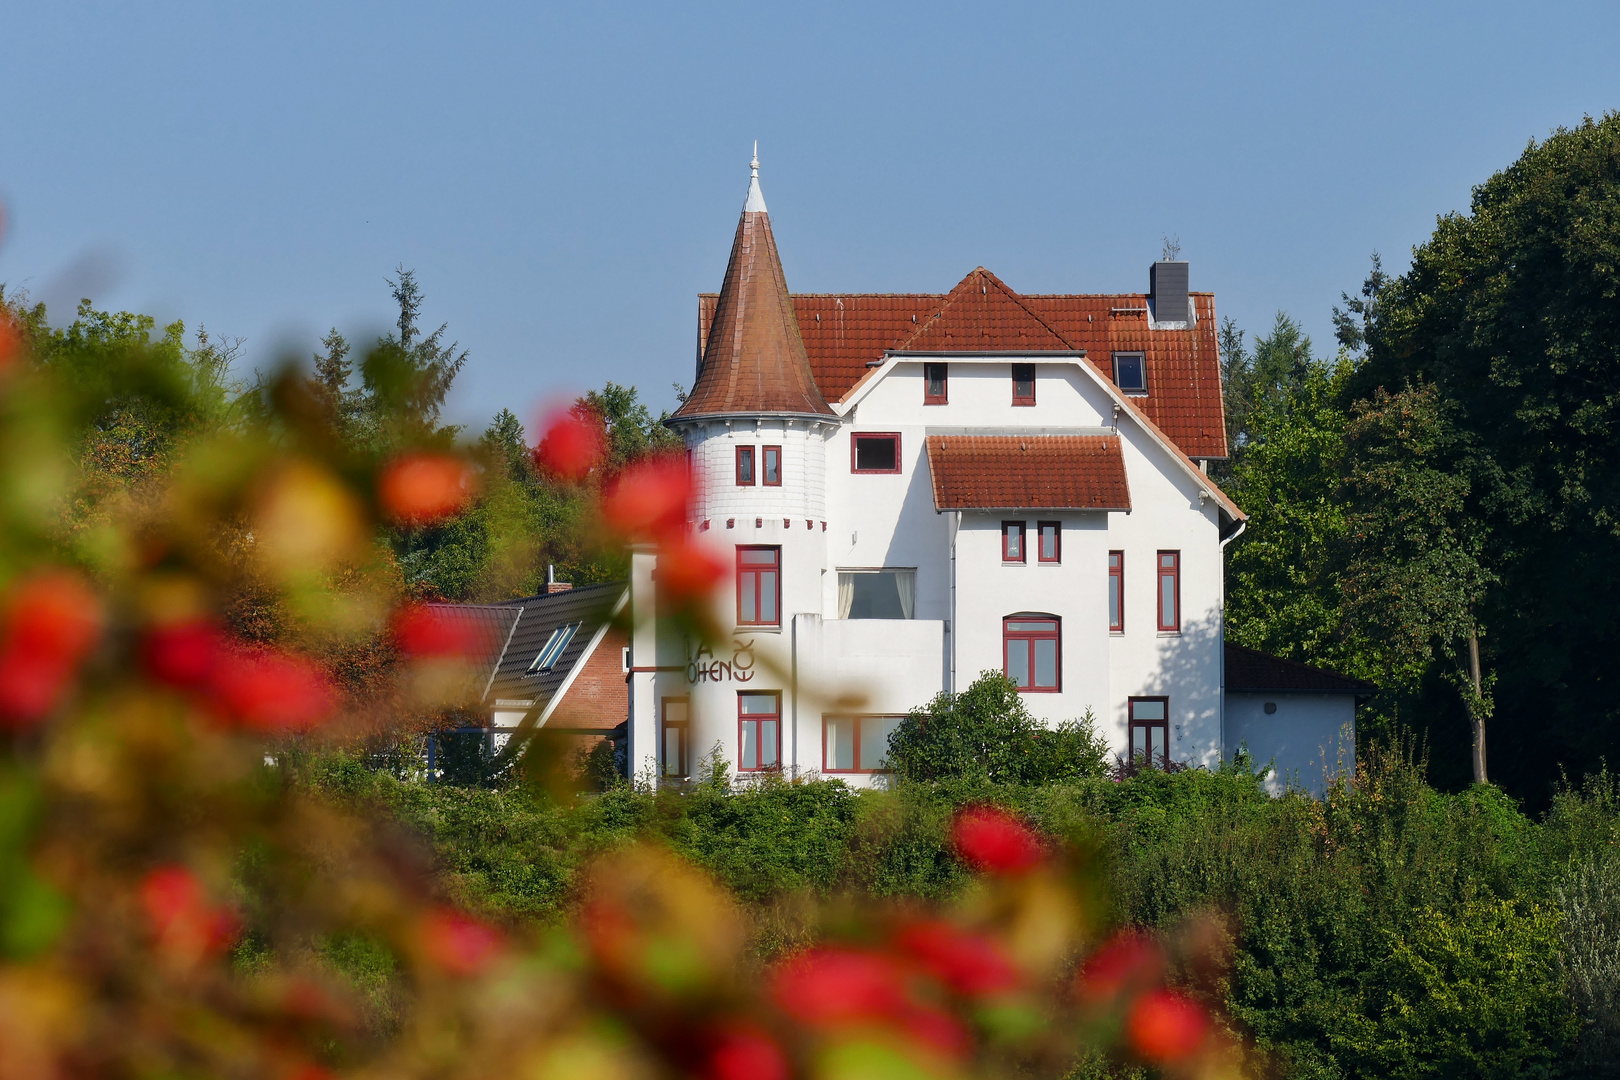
625;156;1365;791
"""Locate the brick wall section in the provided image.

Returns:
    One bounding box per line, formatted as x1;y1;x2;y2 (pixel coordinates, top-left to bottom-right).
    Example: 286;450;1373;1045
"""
545;625;629;732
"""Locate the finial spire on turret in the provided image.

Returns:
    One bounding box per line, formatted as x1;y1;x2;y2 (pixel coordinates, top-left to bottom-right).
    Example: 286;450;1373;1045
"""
744;141;767;213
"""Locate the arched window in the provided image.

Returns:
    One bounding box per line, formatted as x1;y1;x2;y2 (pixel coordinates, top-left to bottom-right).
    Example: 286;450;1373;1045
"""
1003;614;1060;692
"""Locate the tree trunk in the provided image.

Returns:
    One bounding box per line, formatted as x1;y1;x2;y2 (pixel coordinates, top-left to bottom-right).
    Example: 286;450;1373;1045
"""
1468;628;1488;785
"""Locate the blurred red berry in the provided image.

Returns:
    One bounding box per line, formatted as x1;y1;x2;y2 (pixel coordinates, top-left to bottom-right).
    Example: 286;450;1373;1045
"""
0;570;103;728
706;1025;789;1080
1076;931;1164;1003
392;604;486;659
601;458;690;542
772;947;909;1026
140;865;239;961
420;908;503;976
1126;989;1209;1063
534;406;607;482
209;647;335;732
898;1004;973;1061
656;539;727;605
951;805;1043;874
378;453;476;526
896;920;1019;998
141;619;226;688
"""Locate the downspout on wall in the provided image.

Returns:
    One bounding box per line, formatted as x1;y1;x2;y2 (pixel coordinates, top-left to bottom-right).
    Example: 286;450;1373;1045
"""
948;511;961;695
1218;518;1248;762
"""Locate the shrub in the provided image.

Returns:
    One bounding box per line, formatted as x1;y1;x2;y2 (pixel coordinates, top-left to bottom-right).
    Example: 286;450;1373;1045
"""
887;671;1110;785
1559;851;1620;1075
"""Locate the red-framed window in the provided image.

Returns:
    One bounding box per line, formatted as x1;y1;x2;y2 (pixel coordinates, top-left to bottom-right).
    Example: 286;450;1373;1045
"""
1012;363;1036;406
737;546;780;627
735;445;755;486
661;697;689;779
738;691;781;772
924;362;948;405
1002;521;1026;563
1128;697;1169;770
1037;521;1061;563
1004;615;1060;692
851;433;901;474
823;715;903;773
1108;551;1124;632
1157;551;1180;631
762;445;781;486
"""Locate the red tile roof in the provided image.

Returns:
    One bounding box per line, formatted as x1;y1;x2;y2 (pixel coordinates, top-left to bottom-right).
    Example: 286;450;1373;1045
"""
673;204;833;420
696;271;1229;459
925;435;1131;511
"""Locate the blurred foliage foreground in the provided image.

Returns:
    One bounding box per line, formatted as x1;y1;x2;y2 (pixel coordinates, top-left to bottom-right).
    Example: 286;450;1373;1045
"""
0;313;1241;1079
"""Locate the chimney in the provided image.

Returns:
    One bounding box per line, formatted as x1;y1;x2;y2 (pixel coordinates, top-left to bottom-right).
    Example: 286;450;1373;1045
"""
1150;261;1191;326
545;563;573;595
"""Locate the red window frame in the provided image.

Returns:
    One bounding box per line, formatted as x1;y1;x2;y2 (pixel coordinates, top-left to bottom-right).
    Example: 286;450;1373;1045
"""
1003;615;1060;692
660;697;689;779
1037;520;1061;563
762;445;781;486
1002;521;1026;563
736;546;781;627
735;445;755;486
738;691;781;772
1157;550;1180;631
1012;363;1036;406
851;432;902;474
1108;551;1124;632
923;362;948;405
1127;697;1170;771
822;715;902;773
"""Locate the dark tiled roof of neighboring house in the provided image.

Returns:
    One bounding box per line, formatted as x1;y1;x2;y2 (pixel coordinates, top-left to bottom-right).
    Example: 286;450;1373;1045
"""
925;435;1131;511
697;271;1229;460
428;582;624;716
1225;643;1377;695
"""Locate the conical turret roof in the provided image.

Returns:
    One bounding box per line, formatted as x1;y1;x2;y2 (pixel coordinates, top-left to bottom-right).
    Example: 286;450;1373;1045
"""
671;153;834;421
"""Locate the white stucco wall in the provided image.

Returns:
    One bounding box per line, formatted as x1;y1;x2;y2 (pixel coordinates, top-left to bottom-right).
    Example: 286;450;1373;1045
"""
1225;692;1356;797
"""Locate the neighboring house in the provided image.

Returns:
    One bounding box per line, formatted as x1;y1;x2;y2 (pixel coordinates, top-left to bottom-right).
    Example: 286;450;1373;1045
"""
627;154;1288;789
1224;643;1373;796
429;581;629;772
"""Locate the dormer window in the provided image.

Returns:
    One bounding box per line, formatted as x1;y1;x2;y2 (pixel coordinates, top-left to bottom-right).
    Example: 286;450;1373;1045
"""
528;622;580;673
1113;353;1147;394
1012;364;1036;406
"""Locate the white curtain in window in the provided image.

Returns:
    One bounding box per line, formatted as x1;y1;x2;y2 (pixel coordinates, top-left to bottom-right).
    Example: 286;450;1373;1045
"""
895;570;915;620
837;573;855;619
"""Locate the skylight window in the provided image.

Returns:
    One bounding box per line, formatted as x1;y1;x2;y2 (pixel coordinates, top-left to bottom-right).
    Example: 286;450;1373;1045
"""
528;622;580;673
1113;353;1147;394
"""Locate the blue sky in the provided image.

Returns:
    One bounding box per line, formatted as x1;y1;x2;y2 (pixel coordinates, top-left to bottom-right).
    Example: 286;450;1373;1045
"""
3;1;1618;433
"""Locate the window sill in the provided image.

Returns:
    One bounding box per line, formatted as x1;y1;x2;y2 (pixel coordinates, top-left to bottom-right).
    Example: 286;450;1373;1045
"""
1001;561;1027;567
1109;631;1125;637
1157;630;1181;638
737;625;782;634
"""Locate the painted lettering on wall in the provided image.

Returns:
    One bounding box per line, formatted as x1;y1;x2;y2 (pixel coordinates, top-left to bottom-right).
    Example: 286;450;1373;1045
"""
686;639;756;684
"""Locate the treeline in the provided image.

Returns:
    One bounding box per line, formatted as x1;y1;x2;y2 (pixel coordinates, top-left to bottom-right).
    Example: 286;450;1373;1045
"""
0;269;674;607
1218;113;1620;805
